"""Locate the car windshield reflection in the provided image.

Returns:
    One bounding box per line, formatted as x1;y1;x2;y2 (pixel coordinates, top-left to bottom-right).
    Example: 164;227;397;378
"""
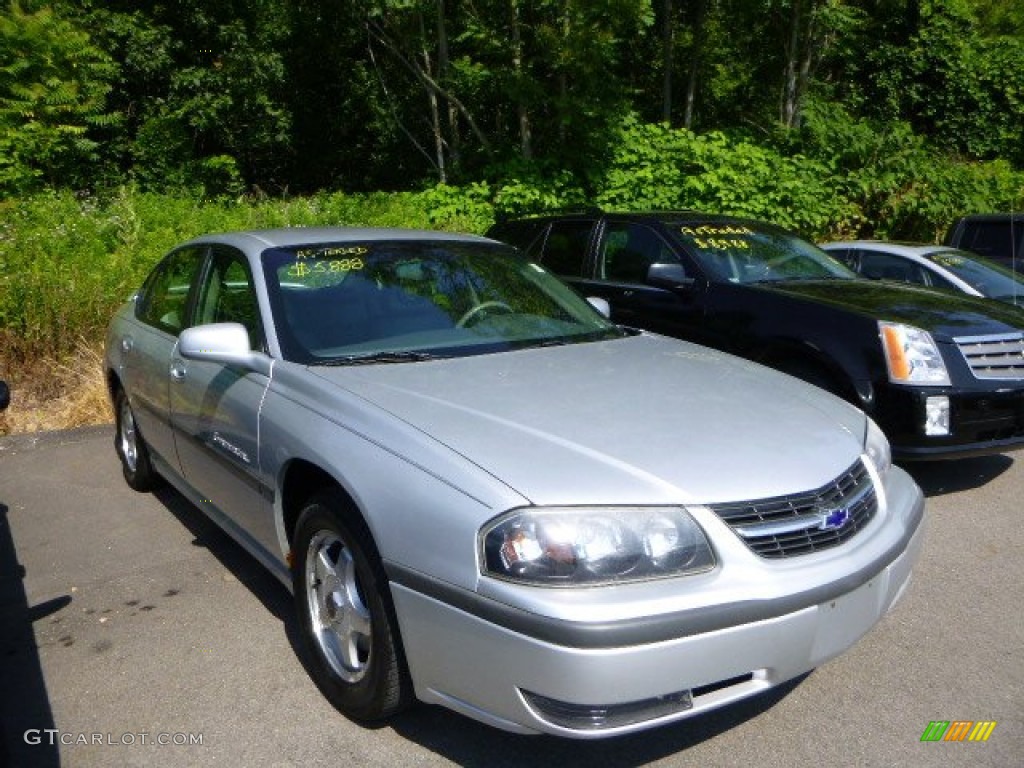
262;240;625;364
924;249;1024;301
668;221;857;285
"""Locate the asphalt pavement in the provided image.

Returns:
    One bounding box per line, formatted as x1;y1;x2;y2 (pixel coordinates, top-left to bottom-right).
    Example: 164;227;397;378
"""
0;426;1021;767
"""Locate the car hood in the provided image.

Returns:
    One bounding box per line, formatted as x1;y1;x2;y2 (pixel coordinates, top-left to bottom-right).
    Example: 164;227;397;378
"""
762;280;1024;340
309;334;868;507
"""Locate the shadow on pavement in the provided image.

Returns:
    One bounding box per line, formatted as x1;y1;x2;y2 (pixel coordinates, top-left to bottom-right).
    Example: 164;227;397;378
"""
149;485;312;686
0;502;62;768
151;485;295;624
900;453;1014;497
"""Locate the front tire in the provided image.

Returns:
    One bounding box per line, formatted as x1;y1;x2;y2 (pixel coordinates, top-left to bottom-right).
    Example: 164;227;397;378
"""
292;491;411;722
114;388;159;492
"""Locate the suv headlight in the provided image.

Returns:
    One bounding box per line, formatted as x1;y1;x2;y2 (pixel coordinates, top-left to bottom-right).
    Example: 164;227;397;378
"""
879;321;950;385
864;417;891;476
480;507;715;586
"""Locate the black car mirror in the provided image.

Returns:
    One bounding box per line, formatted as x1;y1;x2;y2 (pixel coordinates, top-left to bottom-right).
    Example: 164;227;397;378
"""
647;263;693;288
0;380;9;411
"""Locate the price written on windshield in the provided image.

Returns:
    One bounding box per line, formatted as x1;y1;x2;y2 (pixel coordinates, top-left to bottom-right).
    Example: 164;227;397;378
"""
681;225;755;251
286;258;364;278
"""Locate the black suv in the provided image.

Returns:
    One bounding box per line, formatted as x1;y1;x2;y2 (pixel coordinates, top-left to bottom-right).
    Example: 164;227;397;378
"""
488;211;1024;460
946;213;1023;268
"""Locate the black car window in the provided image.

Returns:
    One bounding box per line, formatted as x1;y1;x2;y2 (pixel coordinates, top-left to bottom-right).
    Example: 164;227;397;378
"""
598;223;678;283
488;220;546;254
136;246;206;335
196;247;264;350
957;220;1019;262
540;220;593;277
828;248;853;268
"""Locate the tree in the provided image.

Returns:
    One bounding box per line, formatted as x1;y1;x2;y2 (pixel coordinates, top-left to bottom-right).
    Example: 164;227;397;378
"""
0;2;118;192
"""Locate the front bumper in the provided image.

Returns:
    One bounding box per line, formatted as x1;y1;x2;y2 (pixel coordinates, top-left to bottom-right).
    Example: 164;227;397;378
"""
873;384;1024;460
388;466;925;738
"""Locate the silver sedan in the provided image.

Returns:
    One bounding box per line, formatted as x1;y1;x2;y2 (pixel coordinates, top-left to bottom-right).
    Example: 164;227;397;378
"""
821;240;1024;307
104;228;924;738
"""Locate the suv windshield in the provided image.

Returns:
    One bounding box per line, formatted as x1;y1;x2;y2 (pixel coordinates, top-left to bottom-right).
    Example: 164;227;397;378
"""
668;221;856;284
262;240;623;363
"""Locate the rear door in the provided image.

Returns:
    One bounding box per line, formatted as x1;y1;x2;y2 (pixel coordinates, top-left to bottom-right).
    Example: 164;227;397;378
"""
120;246;207;471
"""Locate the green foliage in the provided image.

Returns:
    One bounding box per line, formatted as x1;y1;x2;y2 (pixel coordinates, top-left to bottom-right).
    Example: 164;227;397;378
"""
0;2;118;193
594;117;849;236
795;101;1024;239
420;182;495;232
0;187;499;365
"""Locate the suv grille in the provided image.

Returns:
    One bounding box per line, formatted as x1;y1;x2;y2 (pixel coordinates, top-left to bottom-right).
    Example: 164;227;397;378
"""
954;332;1024;380
709;461;876;559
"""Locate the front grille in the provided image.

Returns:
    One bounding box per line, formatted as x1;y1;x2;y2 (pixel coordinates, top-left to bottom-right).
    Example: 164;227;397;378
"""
709;461;876;559
955;332;1024;380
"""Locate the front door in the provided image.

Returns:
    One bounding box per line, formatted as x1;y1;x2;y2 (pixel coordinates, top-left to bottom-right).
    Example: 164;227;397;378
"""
169;246;277;554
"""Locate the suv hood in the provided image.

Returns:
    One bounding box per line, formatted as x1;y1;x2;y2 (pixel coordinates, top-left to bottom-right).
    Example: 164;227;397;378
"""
763;280;1024;340
311;334;869;507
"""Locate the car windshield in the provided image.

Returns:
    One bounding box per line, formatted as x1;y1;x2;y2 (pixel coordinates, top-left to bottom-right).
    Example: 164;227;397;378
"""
262;240;624;363
925;249;1024;303
668;221;857;284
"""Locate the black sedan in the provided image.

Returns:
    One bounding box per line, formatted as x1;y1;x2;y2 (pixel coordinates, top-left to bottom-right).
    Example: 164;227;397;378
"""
488;211;1024;460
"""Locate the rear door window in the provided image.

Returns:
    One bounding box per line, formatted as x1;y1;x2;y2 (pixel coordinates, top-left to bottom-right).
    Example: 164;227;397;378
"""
538;220;594;277
856;251;929;285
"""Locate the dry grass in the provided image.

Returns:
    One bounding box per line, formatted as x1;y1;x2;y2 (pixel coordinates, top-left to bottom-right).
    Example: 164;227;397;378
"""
0;341;112;436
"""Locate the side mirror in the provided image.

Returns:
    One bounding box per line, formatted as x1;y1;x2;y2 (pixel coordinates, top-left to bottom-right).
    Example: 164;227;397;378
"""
586;296;611;318
647;263;693;288
0;380;9;411
179;323;272;377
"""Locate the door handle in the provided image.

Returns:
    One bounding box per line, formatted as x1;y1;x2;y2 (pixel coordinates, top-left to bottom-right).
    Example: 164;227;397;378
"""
170;362;187;380
121;336;134;353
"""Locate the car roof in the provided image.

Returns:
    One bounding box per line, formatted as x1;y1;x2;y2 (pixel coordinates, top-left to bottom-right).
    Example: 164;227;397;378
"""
953;213;1024;223
495;210;792;232
182;227;498;251
820;241;969;259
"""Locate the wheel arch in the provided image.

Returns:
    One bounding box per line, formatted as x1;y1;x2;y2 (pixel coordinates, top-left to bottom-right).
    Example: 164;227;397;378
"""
106;368;123;405
279;459;375;565
757;339;861;405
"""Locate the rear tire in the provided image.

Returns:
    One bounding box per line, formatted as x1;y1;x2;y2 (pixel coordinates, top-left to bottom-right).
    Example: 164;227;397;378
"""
114;388;159;492
292;490;412;722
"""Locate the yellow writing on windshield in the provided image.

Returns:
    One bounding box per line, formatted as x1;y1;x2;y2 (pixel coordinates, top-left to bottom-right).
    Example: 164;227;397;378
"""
294;245;369;260
692;237;750;250
681;225;755;237
286;257;365;279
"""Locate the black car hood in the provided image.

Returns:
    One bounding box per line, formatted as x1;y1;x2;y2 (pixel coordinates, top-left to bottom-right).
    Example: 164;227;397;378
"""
761;280;1024;340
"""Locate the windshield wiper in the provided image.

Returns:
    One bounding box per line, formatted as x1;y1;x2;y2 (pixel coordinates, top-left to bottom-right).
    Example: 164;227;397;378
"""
318;351;443;366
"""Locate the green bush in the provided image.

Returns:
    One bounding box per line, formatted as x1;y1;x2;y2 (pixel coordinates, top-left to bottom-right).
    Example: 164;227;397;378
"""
594;118;853;237
0;186;498;365
3;123;1022;372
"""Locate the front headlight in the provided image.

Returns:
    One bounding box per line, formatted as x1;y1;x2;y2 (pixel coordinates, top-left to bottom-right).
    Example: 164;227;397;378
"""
863;417;891;476
480;507;715;586
879;321;950;385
